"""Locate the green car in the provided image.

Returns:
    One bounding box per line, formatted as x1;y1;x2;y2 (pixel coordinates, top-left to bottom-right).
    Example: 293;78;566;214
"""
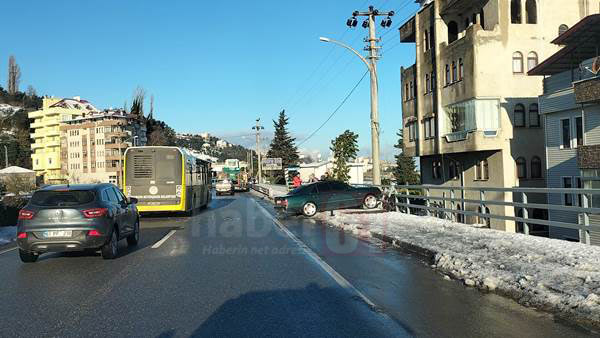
274;181;381;217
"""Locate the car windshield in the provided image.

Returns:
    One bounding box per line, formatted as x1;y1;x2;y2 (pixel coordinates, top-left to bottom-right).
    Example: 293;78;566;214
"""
30;190;95;207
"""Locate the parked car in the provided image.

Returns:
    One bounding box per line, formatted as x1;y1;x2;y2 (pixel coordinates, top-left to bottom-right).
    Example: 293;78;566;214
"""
16;183;139;263
274;181;381;217
215;179;235;196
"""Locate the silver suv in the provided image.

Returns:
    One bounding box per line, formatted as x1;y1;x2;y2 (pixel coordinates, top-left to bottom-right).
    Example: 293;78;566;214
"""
16;183;139;262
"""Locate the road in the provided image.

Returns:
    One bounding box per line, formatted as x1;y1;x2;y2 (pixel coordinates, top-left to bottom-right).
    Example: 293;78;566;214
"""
0;193;595;337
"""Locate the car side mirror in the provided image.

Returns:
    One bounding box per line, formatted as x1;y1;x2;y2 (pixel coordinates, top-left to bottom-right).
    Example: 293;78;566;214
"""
128;197;139;205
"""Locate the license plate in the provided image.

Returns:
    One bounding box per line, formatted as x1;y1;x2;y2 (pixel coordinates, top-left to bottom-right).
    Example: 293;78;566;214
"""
43;230;72;238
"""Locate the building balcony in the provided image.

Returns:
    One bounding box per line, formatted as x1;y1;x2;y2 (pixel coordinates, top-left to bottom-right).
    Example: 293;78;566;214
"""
28;110;44;119
30;132;45;139
574;76;600;104
399;16;416;43
31;143;44;150
45;129;60;137
46;140;60;147
45;119;60;126
439;0;487;16
30;121;45;129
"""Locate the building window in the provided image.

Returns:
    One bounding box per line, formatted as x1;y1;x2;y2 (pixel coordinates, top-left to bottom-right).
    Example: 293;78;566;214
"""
465;18;470;30
563;177;573;206
475;159;489;180
513;52;524;73
531;156;542;178
408;123;416;142
425;74;430;94
576;116;583;147
409;81;414;99
558;24;569;36
424;29;429;51
405;83;409;101
449;161;461;180
529;103;540;127
433;161;442;179
525;0;537;24
516;157;527;179
458;58;464;81
431;72;436;90
575;177;583;206
448;21;458;43
527;52;538;71
560;118;571;149
511;0;522;24
445;64;450;85
514;104;525;127
480;9;485;29
483;160;489;180
452;61;457;83
424;119;431;139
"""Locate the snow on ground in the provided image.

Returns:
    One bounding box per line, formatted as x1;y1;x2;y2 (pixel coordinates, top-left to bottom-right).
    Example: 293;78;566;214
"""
0;226;16;246
314;210;600;326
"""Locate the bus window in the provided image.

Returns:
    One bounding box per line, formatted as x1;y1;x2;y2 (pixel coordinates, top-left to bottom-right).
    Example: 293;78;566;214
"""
157;152;181;180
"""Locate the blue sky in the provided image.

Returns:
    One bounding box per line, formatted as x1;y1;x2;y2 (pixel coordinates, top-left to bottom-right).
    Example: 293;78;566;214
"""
1;0;418;160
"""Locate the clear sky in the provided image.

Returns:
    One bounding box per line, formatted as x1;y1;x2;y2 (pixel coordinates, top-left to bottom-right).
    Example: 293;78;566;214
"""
1;0;418;160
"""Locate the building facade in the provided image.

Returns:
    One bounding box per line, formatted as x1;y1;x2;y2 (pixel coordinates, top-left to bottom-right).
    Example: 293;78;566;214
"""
399;0;595;231
29;97;98;184
60;110;147;185
529;14;600;244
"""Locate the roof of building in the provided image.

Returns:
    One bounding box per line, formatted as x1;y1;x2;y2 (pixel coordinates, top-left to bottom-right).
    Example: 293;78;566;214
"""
528;14;600;76
49;98;99;111
0;166;34;174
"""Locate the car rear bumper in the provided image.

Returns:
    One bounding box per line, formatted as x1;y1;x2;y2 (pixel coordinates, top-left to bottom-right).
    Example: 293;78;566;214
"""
17;230;108;253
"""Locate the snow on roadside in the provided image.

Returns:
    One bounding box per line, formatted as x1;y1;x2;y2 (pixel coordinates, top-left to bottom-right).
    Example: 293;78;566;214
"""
0;226;16;246
314;210;600;326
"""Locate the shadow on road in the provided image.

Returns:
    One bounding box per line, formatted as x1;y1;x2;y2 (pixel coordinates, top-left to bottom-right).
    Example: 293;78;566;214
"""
158;283;413;337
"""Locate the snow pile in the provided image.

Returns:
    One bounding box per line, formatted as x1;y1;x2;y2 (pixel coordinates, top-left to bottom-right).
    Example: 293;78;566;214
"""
314;210;600;326
0;226;16;246
0;103;22;117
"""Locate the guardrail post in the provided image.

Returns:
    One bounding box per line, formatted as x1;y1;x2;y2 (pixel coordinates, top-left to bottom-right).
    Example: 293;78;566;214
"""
441;192;446;219
521;192;529;235
581;193;591;245
425;188;431;217
393;186;400;212
450;189;455;222
405;183;411;215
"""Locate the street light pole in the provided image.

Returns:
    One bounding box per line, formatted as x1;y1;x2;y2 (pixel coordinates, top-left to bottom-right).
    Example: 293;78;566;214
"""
3;145;7;168
252;119;264;184
320;6;394;186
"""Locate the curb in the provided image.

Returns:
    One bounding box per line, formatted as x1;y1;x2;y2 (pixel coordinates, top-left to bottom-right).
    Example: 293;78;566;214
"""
370;232;437;265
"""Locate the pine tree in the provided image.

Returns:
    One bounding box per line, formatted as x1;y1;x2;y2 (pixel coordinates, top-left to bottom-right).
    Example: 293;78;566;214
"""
393;129;419;184
330;130;359;183
266;110;299;171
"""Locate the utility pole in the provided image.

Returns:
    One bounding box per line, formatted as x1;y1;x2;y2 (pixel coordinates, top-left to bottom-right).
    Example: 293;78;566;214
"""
252;119;264;184
322;6;394;186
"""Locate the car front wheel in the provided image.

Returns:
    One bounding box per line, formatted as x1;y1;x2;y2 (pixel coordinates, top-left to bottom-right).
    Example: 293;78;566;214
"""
101;229;119;260
302;202;318;217
127;219;140;246
19;249;38;263
363;194;378;209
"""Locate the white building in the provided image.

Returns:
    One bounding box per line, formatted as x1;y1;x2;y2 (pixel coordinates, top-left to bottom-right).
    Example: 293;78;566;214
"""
298;161;366;185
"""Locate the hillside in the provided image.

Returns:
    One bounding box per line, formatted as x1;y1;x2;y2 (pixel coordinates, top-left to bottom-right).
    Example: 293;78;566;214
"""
175;134;255;162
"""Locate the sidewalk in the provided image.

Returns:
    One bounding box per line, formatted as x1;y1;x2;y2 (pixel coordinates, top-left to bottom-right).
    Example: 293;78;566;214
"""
309;209;600;327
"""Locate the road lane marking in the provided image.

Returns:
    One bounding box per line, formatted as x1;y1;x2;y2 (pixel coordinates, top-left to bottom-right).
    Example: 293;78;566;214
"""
151;230;177;249
253;199;379;310
0;246;17;255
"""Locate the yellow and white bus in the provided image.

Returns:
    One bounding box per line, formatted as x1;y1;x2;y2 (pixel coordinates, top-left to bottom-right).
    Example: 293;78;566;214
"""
123;146;211;214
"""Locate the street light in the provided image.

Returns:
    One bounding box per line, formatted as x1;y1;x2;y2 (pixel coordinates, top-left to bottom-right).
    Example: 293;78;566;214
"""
319;36;382;185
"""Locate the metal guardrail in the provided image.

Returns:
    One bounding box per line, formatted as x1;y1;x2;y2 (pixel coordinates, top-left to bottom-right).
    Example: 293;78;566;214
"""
377;184;600;245
250;184;270;197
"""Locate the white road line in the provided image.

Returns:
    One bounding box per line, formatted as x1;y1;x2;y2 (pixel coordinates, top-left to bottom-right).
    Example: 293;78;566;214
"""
0;246;17;255
151;230;177;249
253;199;379;310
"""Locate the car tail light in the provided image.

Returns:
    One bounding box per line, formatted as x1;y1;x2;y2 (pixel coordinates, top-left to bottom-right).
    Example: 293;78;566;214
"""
18;209;35;220
82;208;108;218
88;230;102;236
17;232;27;239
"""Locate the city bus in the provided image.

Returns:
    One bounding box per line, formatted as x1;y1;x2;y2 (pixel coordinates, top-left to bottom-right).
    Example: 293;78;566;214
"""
123;146;211;214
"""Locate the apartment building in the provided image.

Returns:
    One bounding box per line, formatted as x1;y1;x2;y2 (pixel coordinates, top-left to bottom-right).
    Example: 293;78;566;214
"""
60;109;147;185
399;0;594;231
529;14;600;244
29;97;98;184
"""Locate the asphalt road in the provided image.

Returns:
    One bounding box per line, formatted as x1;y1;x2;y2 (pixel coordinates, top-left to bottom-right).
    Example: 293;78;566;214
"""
0;193;596;337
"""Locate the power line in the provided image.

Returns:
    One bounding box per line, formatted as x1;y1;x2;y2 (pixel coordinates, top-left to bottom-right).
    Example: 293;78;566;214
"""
297;70;369;148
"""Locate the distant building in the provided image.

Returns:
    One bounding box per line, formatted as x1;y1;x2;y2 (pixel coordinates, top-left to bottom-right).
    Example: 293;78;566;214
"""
216;140;229;148
399;0;595;231
29;97;98;184
529;14;600;244
60;109;147;185
298;161;365;185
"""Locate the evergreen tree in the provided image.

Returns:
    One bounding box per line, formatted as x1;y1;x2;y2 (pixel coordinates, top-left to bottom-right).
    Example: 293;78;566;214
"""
393;129;419;184
266;110;299;171
330;130;359;183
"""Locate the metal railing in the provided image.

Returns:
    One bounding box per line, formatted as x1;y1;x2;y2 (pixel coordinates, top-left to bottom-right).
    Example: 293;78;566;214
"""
378;184;600;245
250;184;270;197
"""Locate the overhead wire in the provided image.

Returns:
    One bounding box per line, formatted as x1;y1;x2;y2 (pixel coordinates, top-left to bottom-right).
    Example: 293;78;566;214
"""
296;70;370;148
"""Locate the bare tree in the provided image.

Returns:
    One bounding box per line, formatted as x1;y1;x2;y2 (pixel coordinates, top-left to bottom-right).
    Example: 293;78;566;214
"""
7;55;21;95
130;86;146;116
26;85;36;97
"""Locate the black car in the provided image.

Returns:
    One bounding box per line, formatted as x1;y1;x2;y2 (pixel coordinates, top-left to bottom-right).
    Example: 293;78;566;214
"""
16;183;139;263
274;181;381;217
